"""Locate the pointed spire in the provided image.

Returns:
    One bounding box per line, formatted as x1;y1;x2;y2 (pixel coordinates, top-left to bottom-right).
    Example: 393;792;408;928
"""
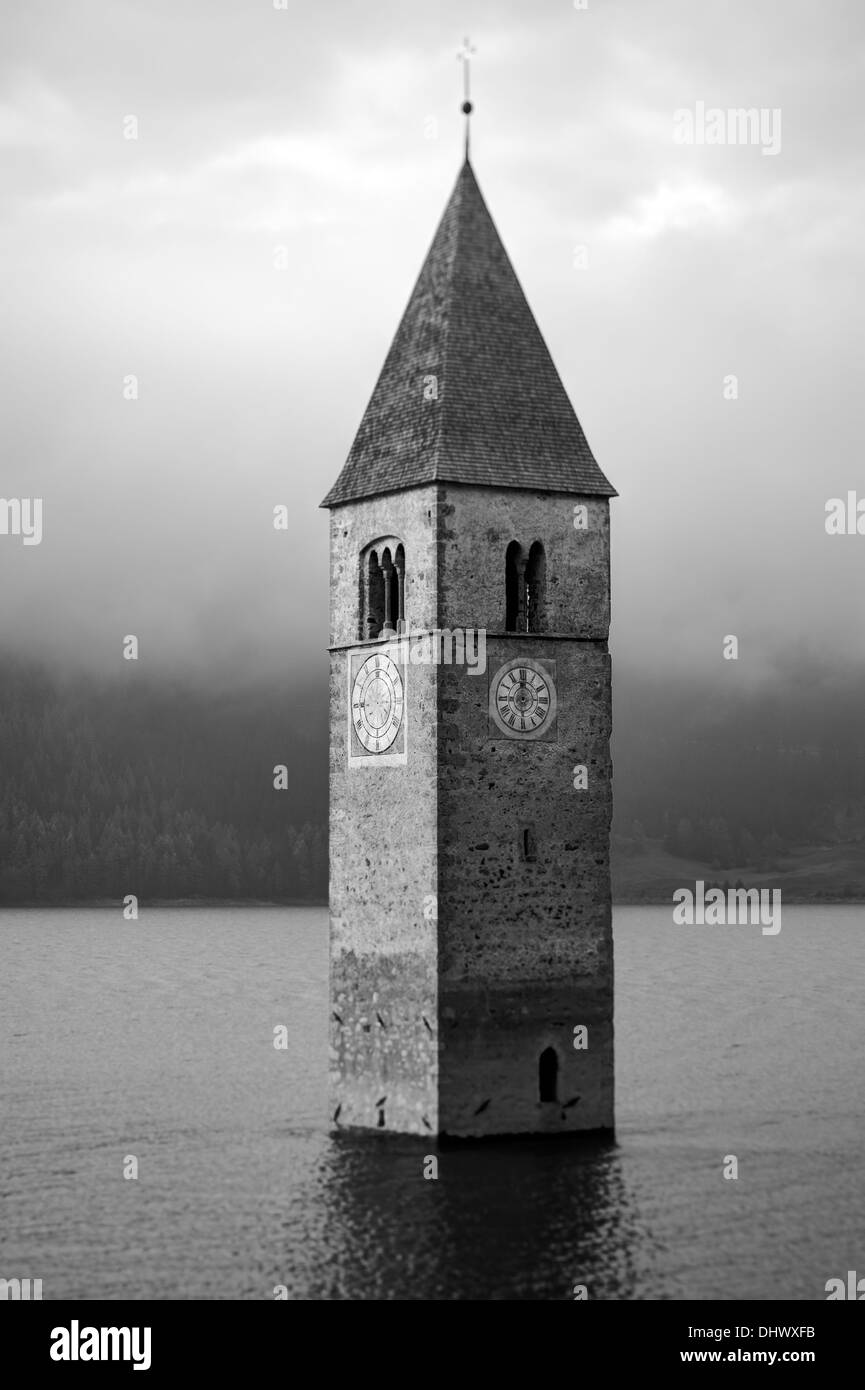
322;159;616;508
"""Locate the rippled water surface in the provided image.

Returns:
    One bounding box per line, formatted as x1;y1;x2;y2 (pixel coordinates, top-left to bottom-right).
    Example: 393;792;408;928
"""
1;906;862;1300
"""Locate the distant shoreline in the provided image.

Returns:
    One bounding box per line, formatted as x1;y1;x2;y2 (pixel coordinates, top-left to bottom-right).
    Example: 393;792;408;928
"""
0;898;328;910
614;894;865;906
2;895;863;910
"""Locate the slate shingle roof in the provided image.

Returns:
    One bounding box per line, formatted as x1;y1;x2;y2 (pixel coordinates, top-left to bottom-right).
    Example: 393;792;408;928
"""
321;158;616;508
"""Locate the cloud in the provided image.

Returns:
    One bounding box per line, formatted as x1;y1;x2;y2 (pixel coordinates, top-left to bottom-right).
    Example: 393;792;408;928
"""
0;0;862;688
605;179;741;241
0;74;80;148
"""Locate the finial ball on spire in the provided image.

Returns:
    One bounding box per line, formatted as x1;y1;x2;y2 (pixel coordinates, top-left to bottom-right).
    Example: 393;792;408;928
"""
457;37;477;158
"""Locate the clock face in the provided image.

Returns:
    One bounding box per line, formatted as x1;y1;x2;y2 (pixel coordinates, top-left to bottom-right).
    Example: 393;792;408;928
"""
351;652;404;754
489;659;557;740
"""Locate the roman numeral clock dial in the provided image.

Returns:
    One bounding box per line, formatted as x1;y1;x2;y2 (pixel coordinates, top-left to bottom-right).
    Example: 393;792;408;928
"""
489;658;557;740
348;651;406;764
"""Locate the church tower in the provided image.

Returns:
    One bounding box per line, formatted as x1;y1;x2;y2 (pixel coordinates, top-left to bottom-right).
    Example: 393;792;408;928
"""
322;125;616;1138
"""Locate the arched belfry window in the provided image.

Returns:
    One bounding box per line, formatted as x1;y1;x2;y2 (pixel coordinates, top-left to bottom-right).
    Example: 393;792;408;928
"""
380;547;394;636
505;541;525;630
394;544;405;633
366;550;384;640
526;542;546;634
506;540;546;633
360;538;406;640
539;1046;559;1103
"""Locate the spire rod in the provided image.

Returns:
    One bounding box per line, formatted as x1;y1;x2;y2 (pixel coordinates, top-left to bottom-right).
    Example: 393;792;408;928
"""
456;37;476;160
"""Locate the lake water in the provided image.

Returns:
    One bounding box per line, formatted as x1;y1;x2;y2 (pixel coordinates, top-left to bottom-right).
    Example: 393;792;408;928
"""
1;906;862;1301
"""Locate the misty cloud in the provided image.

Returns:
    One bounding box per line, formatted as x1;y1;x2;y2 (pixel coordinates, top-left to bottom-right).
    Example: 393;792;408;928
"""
1;0;862;686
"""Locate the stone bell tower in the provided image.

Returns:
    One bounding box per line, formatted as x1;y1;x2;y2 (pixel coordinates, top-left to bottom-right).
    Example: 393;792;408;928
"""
321;131;616;1138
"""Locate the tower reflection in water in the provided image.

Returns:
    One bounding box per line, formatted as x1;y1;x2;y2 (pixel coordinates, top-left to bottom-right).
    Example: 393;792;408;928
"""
280;1131;657;1301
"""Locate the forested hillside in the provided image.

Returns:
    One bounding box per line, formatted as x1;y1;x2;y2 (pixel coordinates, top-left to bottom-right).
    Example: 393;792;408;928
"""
1;657;863;905
0;662;327;903
611;668;865;866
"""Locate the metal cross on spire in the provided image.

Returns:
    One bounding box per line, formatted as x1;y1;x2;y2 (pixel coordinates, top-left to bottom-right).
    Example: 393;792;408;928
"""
456;37;477;159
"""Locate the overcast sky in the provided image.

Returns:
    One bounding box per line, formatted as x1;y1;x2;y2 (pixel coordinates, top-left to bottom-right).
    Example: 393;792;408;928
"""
1;0;863;688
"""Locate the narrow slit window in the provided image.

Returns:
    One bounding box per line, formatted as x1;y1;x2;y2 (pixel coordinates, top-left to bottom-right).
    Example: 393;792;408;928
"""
539;1046;558;1103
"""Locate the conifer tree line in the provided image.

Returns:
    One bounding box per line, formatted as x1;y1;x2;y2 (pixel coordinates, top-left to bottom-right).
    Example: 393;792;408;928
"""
611;668;865;873
1;658;863;904
0;662;328;904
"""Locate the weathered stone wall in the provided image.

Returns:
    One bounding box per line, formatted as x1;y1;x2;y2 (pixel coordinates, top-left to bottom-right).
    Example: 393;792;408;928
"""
436;486;613;1137
435;485;610;638
328;486;441;646
328;487;440;1135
